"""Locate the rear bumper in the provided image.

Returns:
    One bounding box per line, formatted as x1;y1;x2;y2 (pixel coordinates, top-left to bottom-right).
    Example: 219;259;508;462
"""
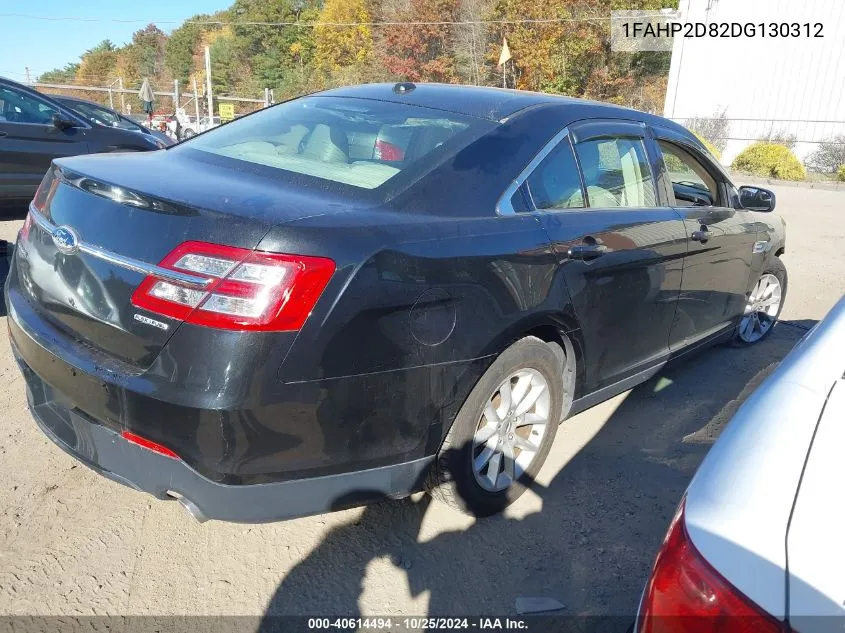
6;252;437;522
17;354;432;523
6;247;460;485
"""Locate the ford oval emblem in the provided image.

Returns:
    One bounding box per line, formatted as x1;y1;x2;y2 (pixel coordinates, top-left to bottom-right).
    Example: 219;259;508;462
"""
52;226;80;255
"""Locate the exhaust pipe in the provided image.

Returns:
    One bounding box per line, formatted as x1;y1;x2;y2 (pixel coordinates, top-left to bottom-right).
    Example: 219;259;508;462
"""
166;491;208;523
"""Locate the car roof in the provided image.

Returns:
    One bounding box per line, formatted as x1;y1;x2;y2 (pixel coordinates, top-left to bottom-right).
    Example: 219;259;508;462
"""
55;95;102;107
0;76;92;125
0;78;112;115
316;82;671;126
0;76;61;102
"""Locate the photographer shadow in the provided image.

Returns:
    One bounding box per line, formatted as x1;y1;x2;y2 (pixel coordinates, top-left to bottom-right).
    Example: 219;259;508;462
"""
259;321;810;628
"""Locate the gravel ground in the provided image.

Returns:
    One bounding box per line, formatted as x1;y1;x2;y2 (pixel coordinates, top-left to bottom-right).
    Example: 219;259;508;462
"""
0;183;843;619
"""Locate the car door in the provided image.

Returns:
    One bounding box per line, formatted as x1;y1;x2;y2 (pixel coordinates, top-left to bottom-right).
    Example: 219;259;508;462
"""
0;83;89;200
509;120;688;394
651;132;758;348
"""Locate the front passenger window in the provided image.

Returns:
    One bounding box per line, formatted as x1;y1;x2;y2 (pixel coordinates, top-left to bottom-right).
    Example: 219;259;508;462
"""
658;141;719;207
575;137;657;208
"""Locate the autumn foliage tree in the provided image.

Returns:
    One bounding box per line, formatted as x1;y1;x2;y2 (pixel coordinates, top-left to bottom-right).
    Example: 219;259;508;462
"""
315;0;373;71
37;0;678;116
378;0;459;83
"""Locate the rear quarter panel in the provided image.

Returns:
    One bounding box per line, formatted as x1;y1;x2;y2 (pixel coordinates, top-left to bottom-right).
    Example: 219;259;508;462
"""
257;207;577;461
263;210;572;381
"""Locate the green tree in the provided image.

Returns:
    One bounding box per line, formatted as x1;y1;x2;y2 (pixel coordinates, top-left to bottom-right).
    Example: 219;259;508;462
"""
209;34;240;96
165;21;203;83
38;63;80;84
127;24;169;79
76;40;119;85
230;0;320;88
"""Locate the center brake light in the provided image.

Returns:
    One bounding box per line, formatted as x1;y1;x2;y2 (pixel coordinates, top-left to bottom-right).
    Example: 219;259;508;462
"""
637;501;785;633
131;241;335;331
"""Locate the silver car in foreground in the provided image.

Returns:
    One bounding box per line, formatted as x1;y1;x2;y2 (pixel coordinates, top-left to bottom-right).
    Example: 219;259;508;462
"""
636;295;845;633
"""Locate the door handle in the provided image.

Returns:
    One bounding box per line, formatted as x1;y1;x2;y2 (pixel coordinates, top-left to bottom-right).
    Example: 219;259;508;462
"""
567;244;608;260
690;226;710;243
0;131;7;138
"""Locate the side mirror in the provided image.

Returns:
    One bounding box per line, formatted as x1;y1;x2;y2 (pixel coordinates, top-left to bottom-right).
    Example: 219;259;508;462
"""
51;113;77;131
738;185;776;212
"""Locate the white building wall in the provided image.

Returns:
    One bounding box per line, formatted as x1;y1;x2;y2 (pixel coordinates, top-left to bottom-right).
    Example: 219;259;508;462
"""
663;0;845;165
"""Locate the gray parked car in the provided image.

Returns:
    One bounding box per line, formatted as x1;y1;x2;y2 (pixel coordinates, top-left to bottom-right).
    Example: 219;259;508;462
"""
55;95;174;148
0;76;167;203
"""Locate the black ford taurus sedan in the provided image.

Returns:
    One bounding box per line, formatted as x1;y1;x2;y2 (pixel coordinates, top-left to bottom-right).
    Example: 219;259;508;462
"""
6;83;787;522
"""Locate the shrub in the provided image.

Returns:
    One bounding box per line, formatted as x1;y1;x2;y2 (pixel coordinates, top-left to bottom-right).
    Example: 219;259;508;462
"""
761;129;798;150
693;132;722;161
731;142;806;181
837;165;845;182
806;135;845;173
688;108;729;153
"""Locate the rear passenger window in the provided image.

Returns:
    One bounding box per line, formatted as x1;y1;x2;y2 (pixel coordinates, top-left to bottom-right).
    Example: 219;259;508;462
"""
575;137;657;208
526;141;584;210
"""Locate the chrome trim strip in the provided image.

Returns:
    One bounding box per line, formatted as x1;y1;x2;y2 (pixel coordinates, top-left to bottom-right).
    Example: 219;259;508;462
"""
28;204;212;289
496;127;570;216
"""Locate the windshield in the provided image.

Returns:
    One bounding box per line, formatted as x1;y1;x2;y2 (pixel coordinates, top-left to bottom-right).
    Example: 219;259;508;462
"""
63;101;144;132
182;96;493;191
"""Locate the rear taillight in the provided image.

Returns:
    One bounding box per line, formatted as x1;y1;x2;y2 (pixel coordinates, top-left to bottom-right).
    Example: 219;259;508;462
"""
131;241;335;331
374;139;405;161
20;212;33;242
32;168;59;213
638;502;784;633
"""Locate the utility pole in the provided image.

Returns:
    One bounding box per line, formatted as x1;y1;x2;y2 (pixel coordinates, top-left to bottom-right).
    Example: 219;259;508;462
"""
192;77;201;125
204;46;213;122
24;67;31;84
118;77;126;114
173;79;179;113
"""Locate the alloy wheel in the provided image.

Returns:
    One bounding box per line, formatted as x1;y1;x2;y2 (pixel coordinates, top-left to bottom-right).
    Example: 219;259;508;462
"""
738;273;782;343
471;369;550;492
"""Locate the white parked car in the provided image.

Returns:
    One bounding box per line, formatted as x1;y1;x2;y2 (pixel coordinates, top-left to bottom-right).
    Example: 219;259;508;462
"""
637;295;845;633
173;107;220;139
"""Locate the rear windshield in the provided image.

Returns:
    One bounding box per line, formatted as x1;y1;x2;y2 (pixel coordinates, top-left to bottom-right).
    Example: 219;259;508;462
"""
183;96;491;191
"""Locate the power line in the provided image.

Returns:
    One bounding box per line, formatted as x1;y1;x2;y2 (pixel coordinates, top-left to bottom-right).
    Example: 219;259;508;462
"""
0;12;612;27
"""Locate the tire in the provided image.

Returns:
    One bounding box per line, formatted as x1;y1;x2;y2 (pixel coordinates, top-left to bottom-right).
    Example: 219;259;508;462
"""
733;256;788;346
181;128;196;140
426;336;563;516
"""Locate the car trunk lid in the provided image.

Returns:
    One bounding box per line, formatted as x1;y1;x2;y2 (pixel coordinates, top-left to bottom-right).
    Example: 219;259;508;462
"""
15;152;347;370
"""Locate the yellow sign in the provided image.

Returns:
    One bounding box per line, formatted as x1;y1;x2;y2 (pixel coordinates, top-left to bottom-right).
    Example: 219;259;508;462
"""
219;103;235;122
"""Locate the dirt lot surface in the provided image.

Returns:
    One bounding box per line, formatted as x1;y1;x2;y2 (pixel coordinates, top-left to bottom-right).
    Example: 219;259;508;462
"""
0;183;843;619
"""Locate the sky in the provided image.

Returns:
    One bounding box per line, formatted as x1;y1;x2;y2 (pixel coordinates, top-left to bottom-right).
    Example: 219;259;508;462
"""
0;0;232;83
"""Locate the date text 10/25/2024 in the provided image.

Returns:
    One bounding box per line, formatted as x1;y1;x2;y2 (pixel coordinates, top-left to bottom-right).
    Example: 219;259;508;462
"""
307;618;528;630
